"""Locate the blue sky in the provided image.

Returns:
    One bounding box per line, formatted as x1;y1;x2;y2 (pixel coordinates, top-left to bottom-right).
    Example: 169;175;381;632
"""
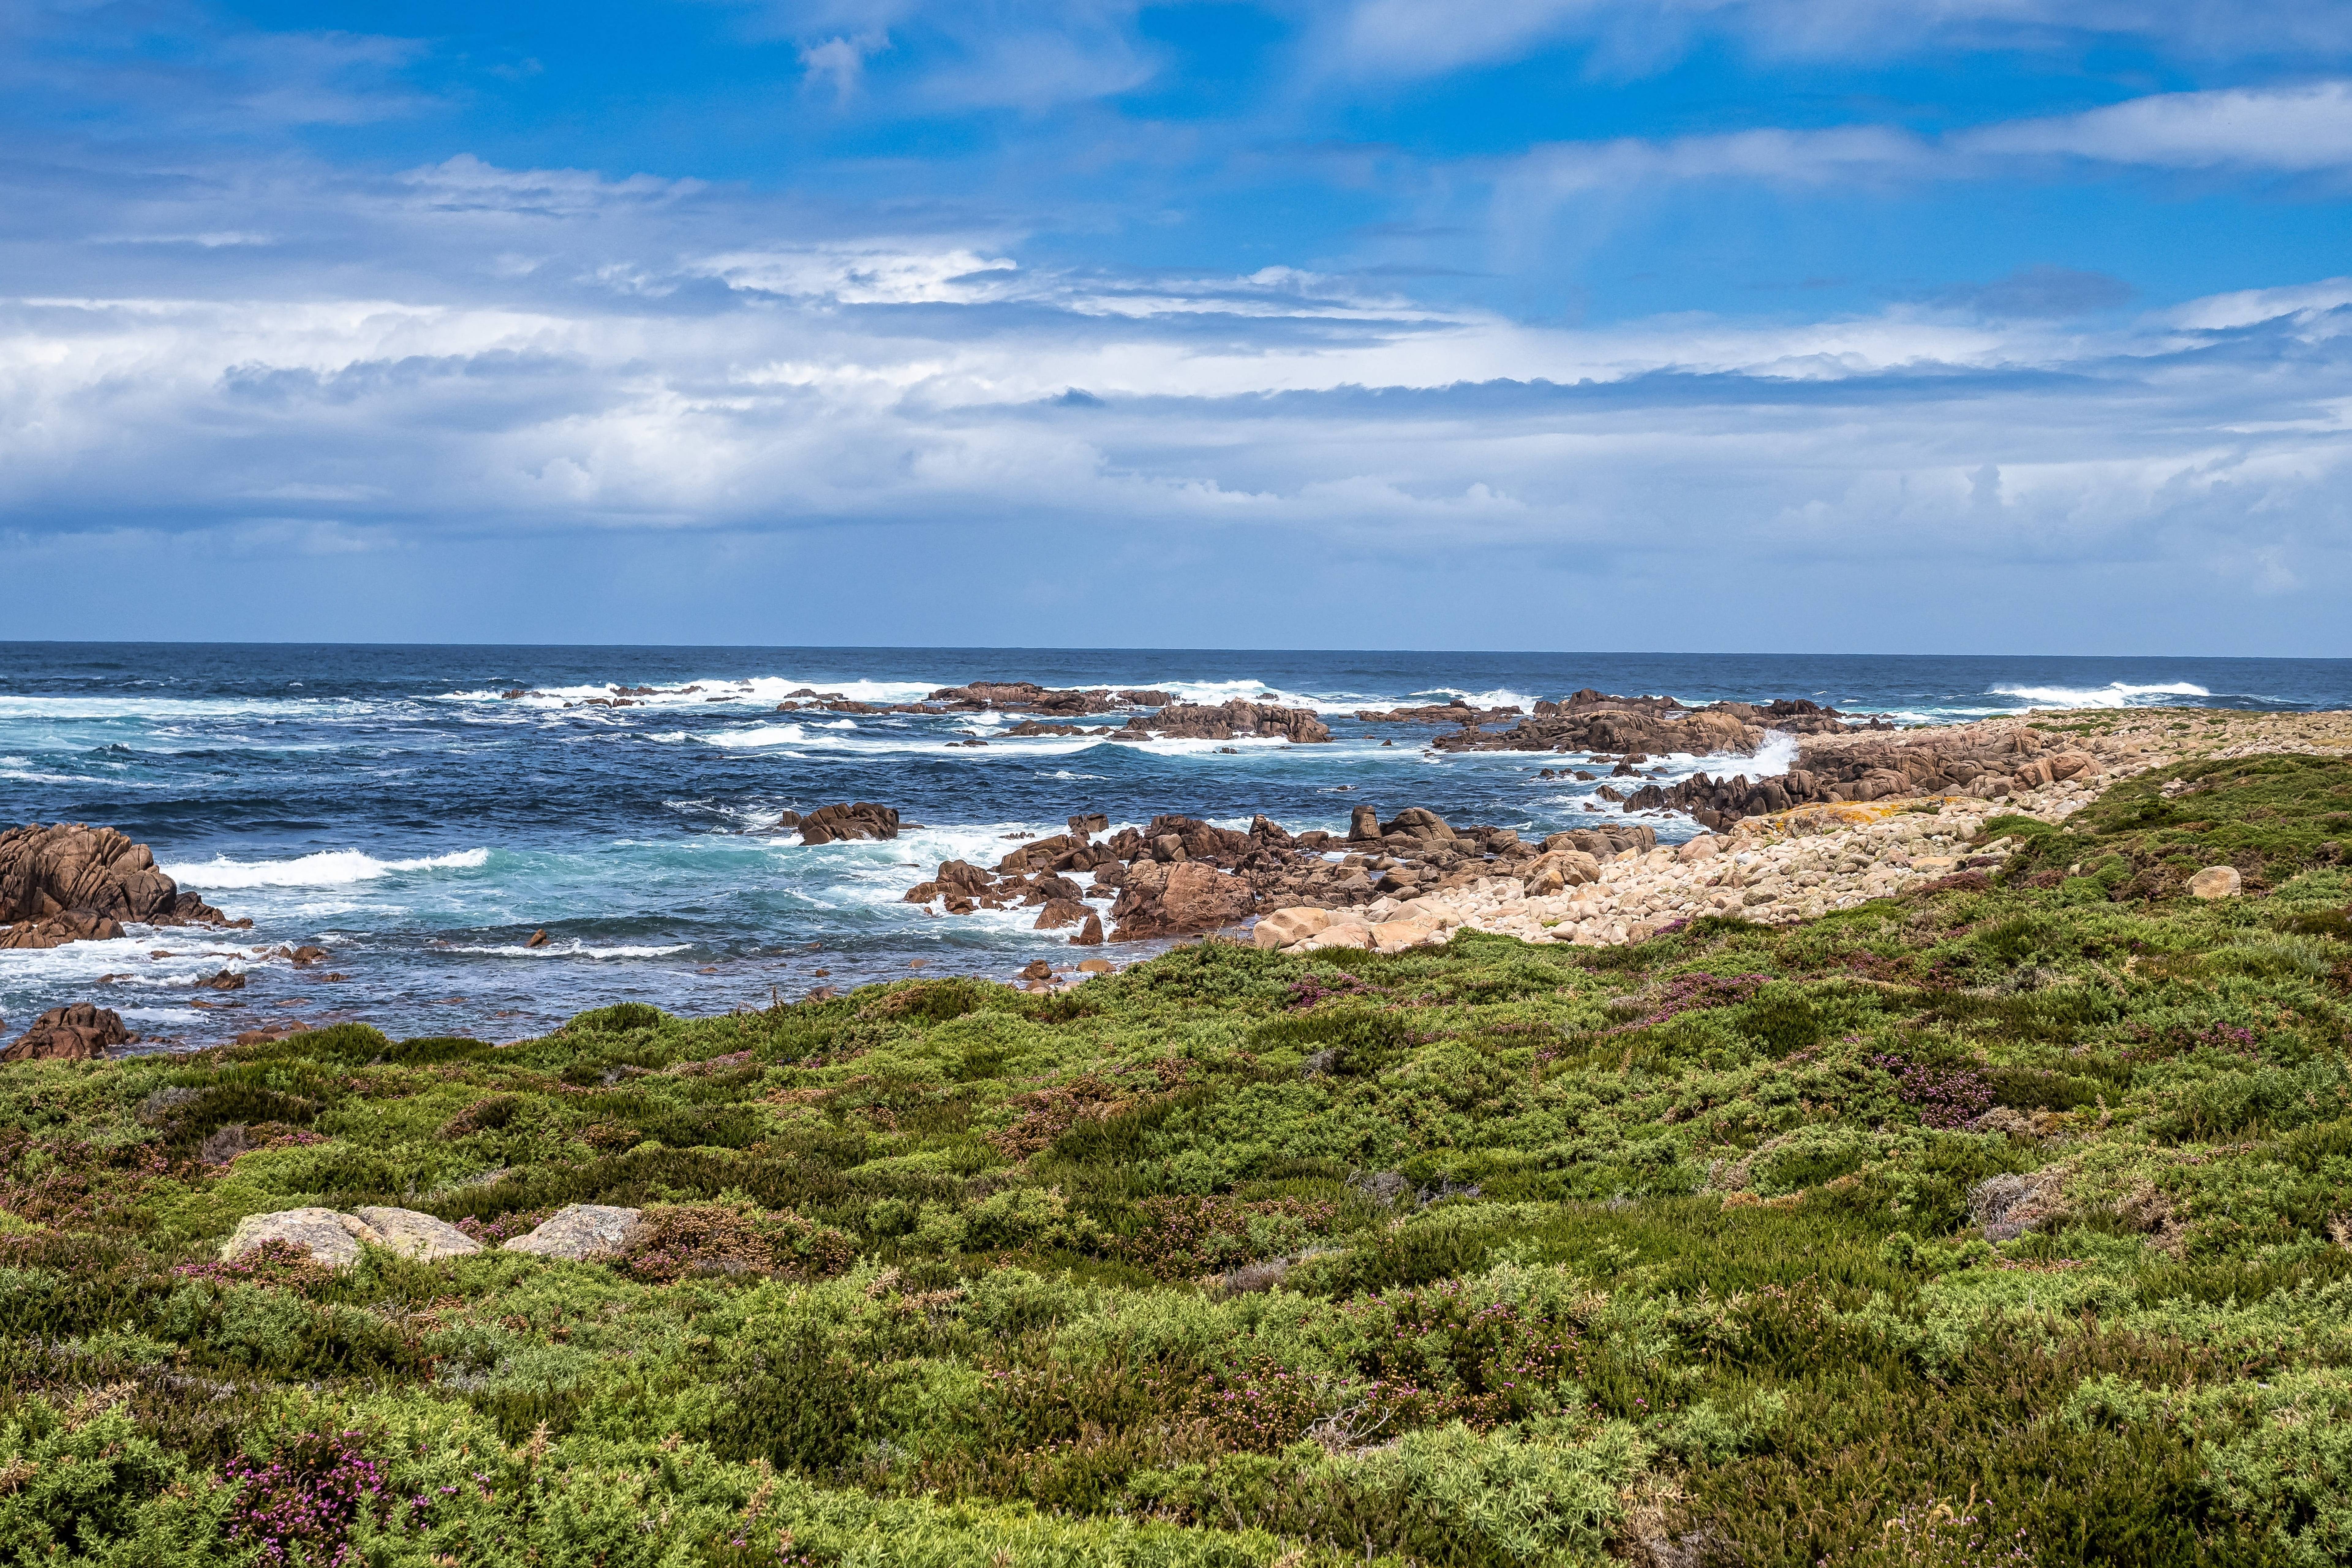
5;0;2352;651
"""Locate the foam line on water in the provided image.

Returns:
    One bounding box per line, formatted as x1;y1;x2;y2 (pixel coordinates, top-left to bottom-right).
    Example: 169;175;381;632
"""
161;847;491;888
1988;681;2210;708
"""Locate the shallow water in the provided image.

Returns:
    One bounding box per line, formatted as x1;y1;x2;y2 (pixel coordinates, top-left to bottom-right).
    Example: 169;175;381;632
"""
2;644;2344;1049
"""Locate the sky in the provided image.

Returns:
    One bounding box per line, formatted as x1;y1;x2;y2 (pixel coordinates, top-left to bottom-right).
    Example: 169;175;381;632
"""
4;1;2352;652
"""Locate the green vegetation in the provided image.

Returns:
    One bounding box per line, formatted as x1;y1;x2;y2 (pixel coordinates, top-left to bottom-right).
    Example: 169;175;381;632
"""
5;758;2352;1566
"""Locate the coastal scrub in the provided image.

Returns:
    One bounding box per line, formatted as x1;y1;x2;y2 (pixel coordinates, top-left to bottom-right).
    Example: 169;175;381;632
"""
2;755;2351;1564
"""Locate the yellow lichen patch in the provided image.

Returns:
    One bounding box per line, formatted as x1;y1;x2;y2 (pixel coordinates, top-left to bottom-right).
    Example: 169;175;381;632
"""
1731;795;1977;843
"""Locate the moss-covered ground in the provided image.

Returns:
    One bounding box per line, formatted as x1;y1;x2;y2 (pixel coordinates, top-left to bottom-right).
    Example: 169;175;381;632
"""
5;751;2352;1566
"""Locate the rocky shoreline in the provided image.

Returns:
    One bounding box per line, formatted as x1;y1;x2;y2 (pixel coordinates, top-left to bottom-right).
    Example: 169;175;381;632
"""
891;703;2352;967
1250;705;2352;956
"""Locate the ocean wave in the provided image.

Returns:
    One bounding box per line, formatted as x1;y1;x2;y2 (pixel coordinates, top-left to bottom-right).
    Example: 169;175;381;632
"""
1989;681;2211;708
1401;685;1552;714
701;724;806;748
161;847;490;888
450;941;692;959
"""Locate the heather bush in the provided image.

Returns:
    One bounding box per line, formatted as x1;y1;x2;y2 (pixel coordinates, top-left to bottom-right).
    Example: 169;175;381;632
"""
2;752;2351;1563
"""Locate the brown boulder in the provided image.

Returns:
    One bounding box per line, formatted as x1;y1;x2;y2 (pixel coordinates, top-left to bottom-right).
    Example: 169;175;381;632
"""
4;1003;132;1063
0;822;232;942
1034;898;1091;929
1118;861;1255;939
797;802;900;845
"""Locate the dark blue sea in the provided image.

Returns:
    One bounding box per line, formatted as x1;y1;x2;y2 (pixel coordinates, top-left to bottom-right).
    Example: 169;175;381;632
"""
3;645;2345;1050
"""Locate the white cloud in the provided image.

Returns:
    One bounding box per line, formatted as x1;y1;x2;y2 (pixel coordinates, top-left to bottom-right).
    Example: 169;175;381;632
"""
1961;81;2352;171
1327;0;2352;80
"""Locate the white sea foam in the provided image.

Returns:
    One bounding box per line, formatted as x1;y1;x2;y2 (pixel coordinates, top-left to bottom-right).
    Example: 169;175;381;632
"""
450;941;692;959
1747;730;1802;777
1401;686;1551;714
161;847;490;888
1989;681;2210;708
701;724;807;748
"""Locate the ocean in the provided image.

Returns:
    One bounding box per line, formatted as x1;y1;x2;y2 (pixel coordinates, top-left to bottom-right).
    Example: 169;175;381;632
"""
3;645;2346;1052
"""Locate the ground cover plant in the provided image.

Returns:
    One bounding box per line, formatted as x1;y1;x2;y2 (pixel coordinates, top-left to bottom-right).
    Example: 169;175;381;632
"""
3;753;2351;1565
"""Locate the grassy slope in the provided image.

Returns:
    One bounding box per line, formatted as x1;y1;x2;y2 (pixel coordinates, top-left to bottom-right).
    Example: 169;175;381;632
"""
3;752;2351;1567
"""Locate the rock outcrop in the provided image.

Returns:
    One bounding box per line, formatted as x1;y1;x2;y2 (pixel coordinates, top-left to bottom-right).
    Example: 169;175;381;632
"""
1424;691;1868;758
0;822;240;949
1621;729;2108;829
797;803;900;845
2;1003;133;1063
218;1205;483;1267
1118;700;1331;744
902;805;1633;940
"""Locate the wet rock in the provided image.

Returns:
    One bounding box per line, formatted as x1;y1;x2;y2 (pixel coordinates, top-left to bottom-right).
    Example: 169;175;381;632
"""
0;820;228;930
194;968;246;991
1071;913;1106;945
2;1002;133;1063
503;1204;645;1261
1034;898;1092;930
1120;700;1331;744
797;802;900;845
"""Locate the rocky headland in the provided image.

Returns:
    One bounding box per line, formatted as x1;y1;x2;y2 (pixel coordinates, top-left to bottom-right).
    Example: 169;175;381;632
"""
1251;705;2352;956
1;822;243;950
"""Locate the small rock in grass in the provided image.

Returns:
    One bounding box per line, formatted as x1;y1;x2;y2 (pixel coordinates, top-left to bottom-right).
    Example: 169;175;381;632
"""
353;1206;483;1261
502;1204;645;1261
2189;866;2241;899
220;1207;381;1269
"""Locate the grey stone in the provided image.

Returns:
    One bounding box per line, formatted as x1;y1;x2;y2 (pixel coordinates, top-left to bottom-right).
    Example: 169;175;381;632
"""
219;1207;381;1269
501;1203;644;1261
353;1206;483;1261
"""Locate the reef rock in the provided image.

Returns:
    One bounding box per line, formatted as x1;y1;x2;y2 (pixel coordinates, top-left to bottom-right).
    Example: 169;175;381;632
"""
0;822;237;948
1120;700;1331;744
796;802;900;845
2;1002;133;1063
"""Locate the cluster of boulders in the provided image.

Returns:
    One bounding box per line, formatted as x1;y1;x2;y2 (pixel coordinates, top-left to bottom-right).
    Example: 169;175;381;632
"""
765;802;902;845
1623;729;2107;829
903;806;1658;942
1423;690;1871;756
2;1002;134;1063
1;822;242;950
219;1202;643;1269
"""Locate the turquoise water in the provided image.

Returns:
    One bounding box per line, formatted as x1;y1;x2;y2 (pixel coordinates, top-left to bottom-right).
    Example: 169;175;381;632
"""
2;644;2343;1049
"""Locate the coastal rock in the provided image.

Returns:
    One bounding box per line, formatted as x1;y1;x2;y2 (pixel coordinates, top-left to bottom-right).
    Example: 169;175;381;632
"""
2;1002;133;1063
351;1206;483;1261
0;822;236;946
1113;861;1255;940
1121;700;1331;744
0;909;126;949
220;1207;383;1269
1252;907;1332;949
503;1204;645;1261
2189;865;2242;899
1071;912;1105;945
797;802;900;845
